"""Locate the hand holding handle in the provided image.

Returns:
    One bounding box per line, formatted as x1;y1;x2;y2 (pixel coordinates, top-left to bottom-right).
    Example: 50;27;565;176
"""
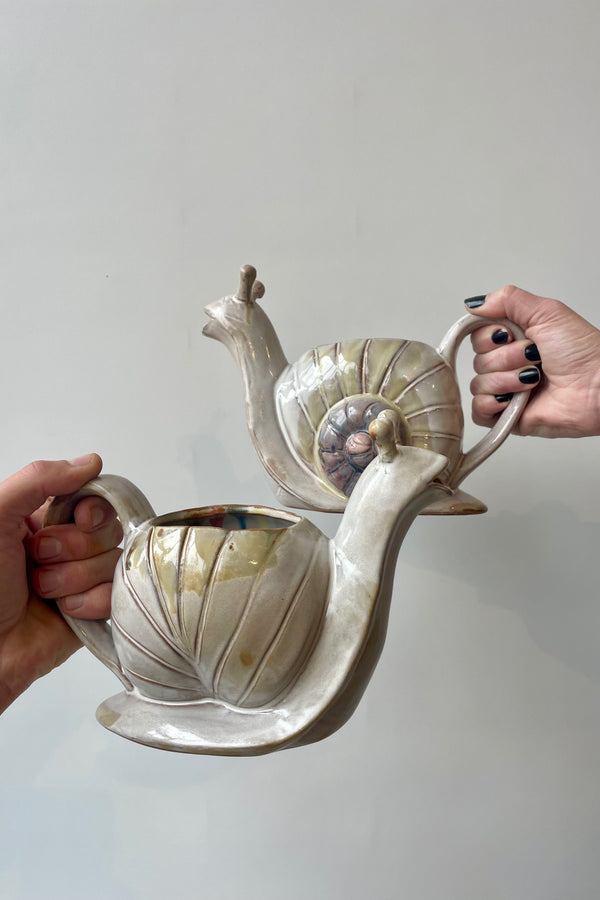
437;313;532;487
44;475;156;687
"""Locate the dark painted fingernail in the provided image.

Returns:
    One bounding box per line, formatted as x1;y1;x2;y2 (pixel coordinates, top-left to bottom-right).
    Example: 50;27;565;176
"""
524;343;541;362
495;393;514;403
465;295;486;309
492;328;509;344
519;366;540;384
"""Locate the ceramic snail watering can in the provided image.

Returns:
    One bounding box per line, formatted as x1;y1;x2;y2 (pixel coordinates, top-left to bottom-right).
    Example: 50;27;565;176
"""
203;265;529;515
46;411;449;755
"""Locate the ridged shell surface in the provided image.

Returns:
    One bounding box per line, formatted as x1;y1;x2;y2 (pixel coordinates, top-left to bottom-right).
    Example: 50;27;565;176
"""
111;511;331;708
275;339;463;496
317;396;393;496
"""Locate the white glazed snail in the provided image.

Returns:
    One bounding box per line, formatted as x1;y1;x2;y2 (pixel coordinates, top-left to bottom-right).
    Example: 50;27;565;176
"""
203;265;530;515
45;411;449;755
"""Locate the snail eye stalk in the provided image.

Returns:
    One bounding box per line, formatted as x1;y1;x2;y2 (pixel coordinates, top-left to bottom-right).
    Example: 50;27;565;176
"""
237;263;264;305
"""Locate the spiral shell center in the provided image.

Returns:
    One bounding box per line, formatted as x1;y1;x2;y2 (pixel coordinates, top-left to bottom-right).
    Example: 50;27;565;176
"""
316;396;405;497
345;430;376;467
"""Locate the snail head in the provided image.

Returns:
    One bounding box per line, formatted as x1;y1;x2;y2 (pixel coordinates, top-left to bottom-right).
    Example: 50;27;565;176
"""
203;263;267;339
203;264;281;370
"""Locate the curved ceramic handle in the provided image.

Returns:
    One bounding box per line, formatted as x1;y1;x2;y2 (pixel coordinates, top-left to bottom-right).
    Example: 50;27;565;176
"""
437;313;531;488
44;475;156;689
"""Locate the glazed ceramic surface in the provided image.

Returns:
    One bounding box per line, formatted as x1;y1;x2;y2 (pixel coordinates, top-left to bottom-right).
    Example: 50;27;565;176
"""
112;506;330;709
45;411;448;755
204;265;530;515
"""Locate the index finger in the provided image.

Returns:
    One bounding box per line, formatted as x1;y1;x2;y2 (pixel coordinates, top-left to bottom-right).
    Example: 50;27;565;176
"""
0;455;102;522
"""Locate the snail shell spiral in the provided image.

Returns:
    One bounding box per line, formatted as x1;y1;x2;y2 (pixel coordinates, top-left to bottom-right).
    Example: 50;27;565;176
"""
275;338;463;499
317;396;402;496
110;508;330;708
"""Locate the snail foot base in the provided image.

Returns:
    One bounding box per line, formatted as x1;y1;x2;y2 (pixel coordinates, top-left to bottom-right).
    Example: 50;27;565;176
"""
95;691;302;756
420;489;487;516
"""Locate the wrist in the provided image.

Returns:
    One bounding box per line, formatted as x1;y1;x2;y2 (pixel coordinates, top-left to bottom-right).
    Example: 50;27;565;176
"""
585;362;600;436
0;645;29;715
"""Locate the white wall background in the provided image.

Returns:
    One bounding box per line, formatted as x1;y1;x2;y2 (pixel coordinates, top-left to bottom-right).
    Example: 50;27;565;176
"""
2;2;600;898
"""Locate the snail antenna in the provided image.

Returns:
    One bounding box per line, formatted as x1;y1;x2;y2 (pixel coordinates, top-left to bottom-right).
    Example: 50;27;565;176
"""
237;264;264;305
251;279;265;303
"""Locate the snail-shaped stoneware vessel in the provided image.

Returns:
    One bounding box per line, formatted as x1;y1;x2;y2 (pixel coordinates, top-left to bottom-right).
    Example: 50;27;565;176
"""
46;411;448;755
203;265;529;515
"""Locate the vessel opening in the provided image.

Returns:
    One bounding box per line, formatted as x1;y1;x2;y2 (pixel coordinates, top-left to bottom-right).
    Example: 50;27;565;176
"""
153;507;299;531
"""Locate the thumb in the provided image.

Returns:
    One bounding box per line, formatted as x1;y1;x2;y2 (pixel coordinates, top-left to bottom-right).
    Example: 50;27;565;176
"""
465;285;546;331
0;454;103;521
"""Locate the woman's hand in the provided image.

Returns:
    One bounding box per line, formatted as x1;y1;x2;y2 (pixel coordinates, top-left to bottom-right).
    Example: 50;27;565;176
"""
466;285;600;437
0;454;120;713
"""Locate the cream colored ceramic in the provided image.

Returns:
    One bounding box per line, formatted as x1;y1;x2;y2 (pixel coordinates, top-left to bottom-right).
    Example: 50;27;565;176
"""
46;411;448;755
204;265;529;515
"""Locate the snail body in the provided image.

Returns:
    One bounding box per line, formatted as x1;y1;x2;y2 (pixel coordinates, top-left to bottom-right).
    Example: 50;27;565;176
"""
45;422;449;755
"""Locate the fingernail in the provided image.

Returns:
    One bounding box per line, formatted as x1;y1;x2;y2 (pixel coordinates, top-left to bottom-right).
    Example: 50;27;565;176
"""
69;454;93;467
61;595;84;613
37;569;61;594
495;393;514;403
524;343;541;362
519;367;540;384
465;295;486;309
492;329;509;344
37;536;62;560
89;504;106;528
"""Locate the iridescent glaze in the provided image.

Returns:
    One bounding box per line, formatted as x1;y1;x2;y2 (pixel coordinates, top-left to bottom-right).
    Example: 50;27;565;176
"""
45;411;449;755
112;509;330;708
203;265;530;514
317;397;393;496
280;340;462;498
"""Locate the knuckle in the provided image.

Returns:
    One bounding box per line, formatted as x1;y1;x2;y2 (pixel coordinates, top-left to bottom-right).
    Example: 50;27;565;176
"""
540;296;566;320
54;526;90;561
473;354;486;375
499;284;520;302
69;558;89;583
21;459;53;482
